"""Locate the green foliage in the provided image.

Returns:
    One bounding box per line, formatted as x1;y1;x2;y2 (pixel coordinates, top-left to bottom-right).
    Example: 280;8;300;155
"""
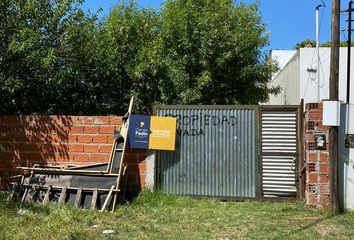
0;0;104;115
294;39;354;50
320;41;354;47
160;0;279;105
293;39;316;50
1;0;279;115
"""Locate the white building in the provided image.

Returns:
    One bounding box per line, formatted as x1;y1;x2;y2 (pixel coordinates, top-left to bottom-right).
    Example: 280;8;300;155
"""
269;47;354;210
268;47;354;105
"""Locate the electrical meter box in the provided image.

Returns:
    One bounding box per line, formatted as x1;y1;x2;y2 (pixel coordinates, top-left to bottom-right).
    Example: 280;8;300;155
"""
314;134;326;150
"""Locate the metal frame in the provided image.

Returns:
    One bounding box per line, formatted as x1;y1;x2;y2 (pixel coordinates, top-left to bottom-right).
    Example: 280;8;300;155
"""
154;104;302;201
259;105;301;201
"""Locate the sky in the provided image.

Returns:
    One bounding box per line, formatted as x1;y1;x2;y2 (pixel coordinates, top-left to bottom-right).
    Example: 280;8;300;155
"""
81;0;350;51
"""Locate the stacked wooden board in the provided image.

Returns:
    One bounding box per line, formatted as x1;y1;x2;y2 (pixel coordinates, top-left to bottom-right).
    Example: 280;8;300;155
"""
7;98;134;212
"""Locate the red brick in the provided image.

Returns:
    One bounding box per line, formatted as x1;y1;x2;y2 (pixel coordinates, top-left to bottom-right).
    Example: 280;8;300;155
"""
84;145;99;153
318;102;323;109
0;133;18;142
99;126;115;134
69;144;84;152
138;163;146;173
81;117;94;124
99;145;112;153
308;111;323;121
317;122;330;131
107;136;115;144
319;194;330;205
320;152;328;162
77;135;92;143
138;174;145;186
320;184;330;194
68;135;78;142
306;134;314;142
0;152;19;161
71;116;94;125
69;126;84;133
72;154;89;162
0;160;14;168
84;126;99;134
320;174;329;184
308;173;317;183
110;117;122;125
93;136;107;143
0;116;22;124
320;163;329;173
308;152;317;162
94;117;110;125
307;194;317;206
90;154;106;162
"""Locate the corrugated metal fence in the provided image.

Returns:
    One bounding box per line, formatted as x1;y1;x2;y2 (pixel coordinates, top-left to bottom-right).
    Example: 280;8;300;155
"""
155;105;301;200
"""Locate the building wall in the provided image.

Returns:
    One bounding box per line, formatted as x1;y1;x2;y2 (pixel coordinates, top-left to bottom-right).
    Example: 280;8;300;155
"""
0;115;147;195
271;50;297;80
268;52;300;105
269;48;354;106
304;103;330;207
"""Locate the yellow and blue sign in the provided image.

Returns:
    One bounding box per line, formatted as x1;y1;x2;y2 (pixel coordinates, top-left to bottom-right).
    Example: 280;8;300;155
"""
149;116;177;151
128;115;150;149
128;115;176;151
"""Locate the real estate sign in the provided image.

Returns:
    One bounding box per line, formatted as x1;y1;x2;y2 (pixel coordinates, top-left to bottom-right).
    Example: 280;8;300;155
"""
128;115;176;151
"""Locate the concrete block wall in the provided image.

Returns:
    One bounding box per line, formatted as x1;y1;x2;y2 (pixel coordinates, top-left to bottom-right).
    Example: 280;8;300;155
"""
0;115;147;194
304;103;330;207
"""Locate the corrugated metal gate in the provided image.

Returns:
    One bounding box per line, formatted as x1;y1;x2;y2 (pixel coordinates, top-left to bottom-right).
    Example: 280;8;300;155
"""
155;105;301;200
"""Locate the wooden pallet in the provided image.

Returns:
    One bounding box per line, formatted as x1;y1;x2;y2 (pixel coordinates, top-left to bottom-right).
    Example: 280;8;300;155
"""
8;97;134;212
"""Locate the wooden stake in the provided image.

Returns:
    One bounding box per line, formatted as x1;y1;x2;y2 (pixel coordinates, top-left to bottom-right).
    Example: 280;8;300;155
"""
91;188;98;210
58;187;67;204
100;185;115;212
74;187;83;208
42;186;52;205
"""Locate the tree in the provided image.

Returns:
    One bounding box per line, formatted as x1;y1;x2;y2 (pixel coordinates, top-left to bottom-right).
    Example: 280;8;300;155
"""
100;2;167;114
0;0;102;115
320;41;354;47
159;0;279;105
1;0;279;115
293;39;316;50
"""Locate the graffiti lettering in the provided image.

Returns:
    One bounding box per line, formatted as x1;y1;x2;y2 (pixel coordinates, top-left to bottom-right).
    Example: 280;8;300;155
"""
165;114;237;127
177;128;204;136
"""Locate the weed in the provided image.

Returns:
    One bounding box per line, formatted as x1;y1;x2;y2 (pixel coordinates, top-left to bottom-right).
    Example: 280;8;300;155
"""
0;191;353;239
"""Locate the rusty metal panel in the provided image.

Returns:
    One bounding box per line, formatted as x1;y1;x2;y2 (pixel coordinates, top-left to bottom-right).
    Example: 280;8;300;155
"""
260;110;298;198
156;107;258;199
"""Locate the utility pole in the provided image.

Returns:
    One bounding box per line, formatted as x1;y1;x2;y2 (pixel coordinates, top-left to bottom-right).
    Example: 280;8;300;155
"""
346;1;353;104
329;0;340;214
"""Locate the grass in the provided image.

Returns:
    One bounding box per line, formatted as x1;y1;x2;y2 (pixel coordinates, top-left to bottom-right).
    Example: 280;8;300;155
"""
0;191;354;240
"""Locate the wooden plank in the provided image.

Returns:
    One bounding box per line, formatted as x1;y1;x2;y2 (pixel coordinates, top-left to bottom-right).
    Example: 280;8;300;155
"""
100;186;115;212
58;187;67;204
21;188;29;203
6;183;17;202
42;186;52;205
91;188;98;210
74;187;83;208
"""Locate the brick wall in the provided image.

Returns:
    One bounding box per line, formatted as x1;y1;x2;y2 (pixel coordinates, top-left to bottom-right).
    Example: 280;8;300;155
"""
304;103;330;207
0;115;147;194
